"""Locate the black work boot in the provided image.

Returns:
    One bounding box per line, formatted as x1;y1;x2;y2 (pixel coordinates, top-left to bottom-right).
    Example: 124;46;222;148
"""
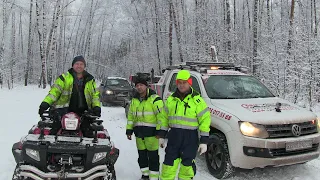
140;175;150;180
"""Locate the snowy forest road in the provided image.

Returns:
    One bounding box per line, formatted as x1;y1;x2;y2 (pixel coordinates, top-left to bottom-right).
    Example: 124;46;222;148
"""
0;86;319;180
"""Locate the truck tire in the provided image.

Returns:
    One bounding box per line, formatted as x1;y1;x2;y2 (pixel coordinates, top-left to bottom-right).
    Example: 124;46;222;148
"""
205;133;235;179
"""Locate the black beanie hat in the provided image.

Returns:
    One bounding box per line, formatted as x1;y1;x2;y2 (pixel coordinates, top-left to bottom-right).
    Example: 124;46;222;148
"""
135;77;148;87
72;55;86;67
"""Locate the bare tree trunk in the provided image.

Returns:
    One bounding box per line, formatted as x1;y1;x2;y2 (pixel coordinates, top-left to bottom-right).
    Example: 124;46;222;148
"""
267;0;270;29
45;0;61;67
246;0;251;30
95;15;106;78
1;0;14;89
85;0;95;67
169;1;173;65
65;1;83;70
225;0;231;60
10;12;16;89
36;0;47;89
242;0;246;57
49;30;57;86
19;12;24;63
154;0;161;73
172;0;183;62
233;0;236;56
258;0;264;39
47;0;62;85
288;0;296;102
313;0;317;37
42;0;47;60
311;0;314;36
195;0;200;61
1;0;6;89
180;0;187;59
252;0;259;75
233;0;236;28
287;0;295;56
57;0;64;76
72;10;83;57
307;34;313;109
25;0;33;86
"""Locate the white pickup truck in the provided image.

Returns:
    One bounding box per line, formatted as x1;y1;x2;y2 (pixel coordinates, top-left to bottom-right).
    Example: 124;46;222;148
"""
147;62;320;179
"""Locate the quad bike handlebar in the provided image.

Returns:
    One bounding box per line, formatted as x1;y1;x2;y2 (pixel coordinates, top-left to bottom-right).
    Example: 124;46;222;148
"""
40;109;100;122
37;109;104;142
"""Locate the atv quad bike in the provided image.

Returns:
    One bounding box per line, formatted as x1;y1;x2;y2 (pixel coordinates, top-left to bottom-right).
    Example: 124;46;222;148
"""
12;109;119;180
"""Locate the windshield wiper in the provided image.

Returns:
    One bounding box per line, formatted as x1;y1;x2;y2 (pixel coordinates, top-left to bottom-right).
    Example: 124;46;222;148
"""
209;96;238;99
249;95;274;98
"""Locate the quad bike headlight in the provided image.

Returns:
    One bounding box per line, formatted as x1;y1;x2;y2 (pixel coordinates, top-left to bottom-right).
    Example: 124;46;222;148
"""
92;152;107;163
239;122;269;138
26;148;40;161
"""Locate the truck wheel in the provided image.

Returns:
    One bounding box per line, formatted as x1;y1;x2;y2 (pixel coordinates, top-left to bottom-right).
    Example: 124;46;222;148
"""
205;133;235;179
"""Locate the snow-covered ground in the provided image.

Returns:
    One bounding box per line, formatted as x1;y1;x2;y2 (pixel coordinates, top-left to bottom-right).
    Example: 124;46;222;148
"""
0;85;319;180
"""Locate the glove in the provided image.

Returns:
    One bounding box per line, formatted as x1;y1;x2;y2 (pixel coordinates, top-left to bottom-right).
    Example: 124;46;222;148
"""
92;106;101;117
127;135;132;140
38;102;50;116
159;138;166;148
198;144;207;155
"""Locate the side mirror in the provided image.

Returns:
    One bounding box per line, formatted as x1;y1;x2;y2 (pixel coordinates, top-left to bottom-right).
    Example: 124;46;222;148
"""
100;83;105;87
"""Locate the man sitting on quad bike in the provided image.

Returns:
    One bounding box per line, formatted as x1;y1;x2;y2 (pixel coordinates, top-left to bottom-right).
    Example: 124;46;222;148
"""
38;55;101;137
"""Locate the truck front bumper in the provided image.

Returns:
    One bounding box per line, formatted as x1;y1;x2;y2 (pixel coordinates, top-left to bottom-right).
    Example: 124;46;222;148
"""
227;131;320;169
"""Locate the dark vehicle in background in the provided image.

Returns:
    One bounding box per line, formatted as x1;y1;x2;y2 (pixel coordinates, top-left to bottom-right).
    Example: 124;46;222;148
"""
99;77;133;107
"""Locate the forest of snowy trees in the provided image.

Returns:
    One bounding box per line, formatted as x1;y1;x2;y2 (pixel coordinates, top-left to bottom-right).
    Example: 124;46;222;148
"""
0;0;319;108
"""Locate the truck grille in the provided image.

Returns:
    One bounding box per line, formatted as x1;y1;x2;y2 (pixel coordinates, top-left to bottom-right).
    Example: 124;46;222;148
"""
114;91;129;96
270;144;319;157
265;121;318;138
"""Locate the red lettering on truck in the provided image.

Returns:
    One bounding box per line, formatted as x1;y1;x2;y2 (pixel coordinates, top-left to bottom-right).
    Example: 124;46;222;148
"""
209;107;232;120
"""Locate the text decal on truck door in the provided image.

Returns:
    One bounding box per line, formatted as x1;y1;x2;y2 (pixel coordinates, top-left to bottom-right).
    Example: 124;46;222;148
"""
209;107;232;120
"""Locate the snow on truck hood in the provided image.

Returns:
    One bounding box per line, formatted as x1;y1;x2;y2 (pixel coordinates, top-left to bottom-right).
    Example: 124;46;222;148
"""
210;97;317;124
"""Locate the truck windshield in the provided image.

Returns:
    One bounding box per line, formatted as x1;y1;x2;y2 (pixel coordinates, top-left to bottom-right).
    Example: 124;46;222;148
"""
204;75;274;99
106;79;130;87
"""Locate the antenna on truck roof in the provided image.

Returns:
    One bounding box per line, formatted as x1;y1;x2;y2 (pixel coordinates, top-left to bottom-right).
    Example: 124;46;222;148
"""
210;45;218;62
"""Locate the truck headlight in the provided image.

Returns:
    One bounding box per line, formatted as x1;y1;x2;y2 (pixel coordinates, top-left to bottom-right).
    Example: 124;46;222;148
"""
316;118;320;132
106;90;114;95
92;152;106;163
26;148;40;161
239;122;269;138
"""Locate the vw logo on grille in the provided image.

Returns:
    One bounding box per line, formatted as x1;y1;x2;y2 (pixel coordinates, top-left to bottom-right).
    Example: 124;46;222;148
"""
291;124;301;137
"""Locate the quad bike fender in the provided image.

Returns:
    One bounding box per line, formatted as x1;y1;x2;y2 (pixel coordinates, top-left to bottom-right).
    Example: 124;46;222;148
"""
12;142;22;164
107;147;120;165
